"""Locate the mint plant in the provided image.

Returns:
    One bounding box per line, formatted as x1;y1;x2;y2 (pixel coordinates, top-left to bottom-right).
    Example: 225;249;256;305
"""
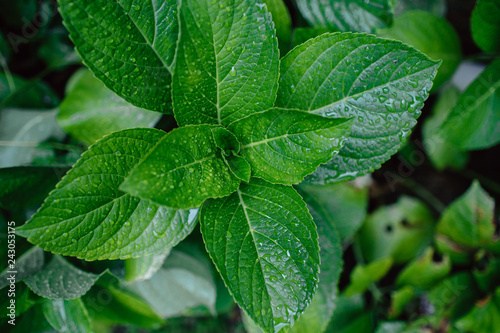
13;0;440;331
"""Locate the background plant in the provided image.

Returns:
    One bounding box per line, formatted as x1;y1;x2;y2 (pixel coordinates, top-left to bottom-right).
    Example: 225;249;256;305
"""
0;0;499;332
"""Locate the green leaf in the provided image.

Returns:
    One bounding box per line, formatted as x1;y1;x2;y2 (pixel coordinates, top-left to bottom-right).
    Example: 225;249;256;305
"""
24;255;103;299
287;204;344;333
422;85;468;170
38;34;80;69
263;0;292;52
124;251;169;282
455;288;500;333
356;196;435;263
0;283;38;318
0;247;44;289
19;128;198;260
58;0;178;113
0;73;59;109
343;257;393;296
439;59;500;150
0;166;65;209
325;295;374;333
120;125;240;209
10;305;54;333
42;298;91;333
229;108;352;185
295;0;393;32
471;0;500;53
129;244;217;318
393;0;446;17
377;10;461;91
276;33;439;183
58;69;161;145
395;247;451;289
0;108;65;168
200;179;320;332
375;321;407;333
473;253;500;292
297;181;368;241
388;286;415;319
223;153;252;183
172;0;279;126
435;181;496;259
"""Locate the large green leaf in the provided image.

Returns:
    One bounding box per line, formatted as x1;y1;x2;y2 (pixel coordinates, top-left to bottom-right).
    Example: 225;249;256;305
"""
297;181;368;241
129;244;217;318
42;298;91;333
294;0;393;32
439;59;500;150
377;10;461;91
471;0;500;53
276;33;439;183
18;129;198;260
422;85;468;170
229;108;352;185
200;179;320;332
58;0;178;113
58;69;161;145
24;255;102;299
172;0;279;126
120;125;240;209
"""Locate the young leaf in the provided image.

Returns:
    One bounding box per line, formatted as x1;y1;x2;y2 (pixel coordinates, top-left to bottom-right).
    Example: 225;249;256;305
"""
343;258;393;296
120;125;240;209
223;153;252;183
0;247;44;289
439;59;500;150
200;178;320;333
229;108;352;185
58;0;178;113
471;0;500;53
18;129;198;260
173;0;279;126
24;255;103;299
129;244;217;318
295;0;393;32
377;10;461;91
58;69;161;145
42;298;91;333
276;33;439;183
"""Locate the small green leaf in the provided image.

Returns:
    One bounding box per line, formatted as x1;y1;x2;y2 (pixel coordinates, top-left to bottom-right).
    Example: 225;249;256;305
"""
295;0;393;32
124;251;170;282
58;0;178;113
439;59;500;150
298;181;368;241
19;129;198;260
277;33;439;183
343;258;393;296
42;298;91;333
0;247;44;289
377;10;461;90
200;179;320;333
395;247;451;289
0;166;66;209
388;286;415;319
0;108;64;168
471;0;500;53
455;288;500;333
129;244;217;318
356;196;435;263
223;153;252;183
435;181;496;257
24;255;103;299
173;0;279;126
422;85;468;170
58;69;161;145
120;125;240;209
230;108;352;185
